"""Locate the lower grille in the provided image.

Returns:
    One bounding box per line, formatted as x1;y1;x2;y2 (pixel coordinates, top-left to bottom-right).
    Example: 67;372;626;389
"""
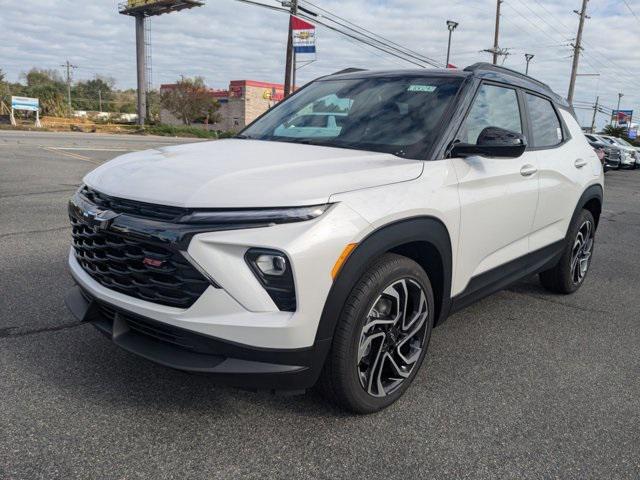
71;215;210;308
96;302;195;350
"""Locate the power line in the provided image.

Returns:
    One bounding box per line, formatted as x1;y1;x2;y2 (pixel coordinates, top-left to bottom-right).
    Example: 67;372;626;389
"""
621;0;640;24
236;0;442;68
298;0;442;67
510;0;573;40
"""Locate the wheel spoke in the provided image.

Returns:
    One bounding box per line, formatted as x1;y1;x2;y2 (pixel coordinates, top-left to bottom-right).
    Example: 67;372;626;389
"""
386;353;411;379
367;339;387;397
396;312;428;365
400;279;409;329
358;331;385;363
402;290;427;332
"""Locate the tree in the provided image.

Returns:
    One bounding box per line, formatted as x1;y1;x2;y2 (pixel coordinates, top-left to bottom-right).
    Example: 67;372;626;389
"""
160;76;220;126
602;125;627;138
20;69;67;116
72;76;115;111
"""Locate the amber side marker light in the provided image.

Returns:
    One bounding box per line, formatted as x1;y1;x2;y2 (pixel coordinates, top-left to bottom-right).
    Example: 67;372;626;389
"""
331;243;358;280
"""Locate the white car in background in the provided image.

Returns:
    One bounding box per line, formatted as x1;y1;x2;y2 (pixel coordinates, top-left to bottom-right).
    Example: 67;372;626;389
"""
608;136;640;169
600;135;638;169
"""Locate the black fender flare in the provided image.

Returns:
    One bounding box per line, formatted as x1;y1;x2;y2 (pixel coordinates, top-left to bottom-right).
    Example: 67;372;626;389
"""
314;216;453;346
568;184;604;234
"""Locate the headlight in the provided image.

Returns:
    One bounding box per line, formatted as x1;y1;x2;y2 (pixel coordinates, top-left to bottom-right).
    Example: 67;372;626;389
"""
246;248;296;311
180;204;331;225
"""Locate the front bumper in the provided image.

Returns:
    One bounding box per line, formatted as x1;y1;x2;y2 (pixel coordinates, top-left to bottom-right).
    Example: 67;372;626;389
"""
621;154;635;166
65;285;330;390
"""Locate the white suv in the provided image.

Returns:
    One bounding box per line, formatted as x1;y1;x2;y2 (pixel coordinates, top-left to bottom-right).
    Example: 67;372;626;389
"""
65;64;603;413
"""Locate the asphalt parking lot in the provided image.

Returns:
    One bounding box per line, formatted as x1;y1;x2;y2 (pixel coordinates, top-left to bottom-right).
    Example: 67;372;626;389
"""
1;130;639;479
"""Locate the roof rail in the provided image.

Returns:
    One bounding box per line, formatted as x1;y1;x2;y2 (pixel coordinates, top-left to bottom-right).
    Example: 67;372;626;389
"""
464;62;551;91
331;68;368;75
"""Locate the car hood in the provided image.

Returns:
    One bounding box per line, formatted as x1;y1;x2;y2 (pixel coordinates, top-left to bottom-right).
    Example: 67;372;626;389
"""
83;139;424;208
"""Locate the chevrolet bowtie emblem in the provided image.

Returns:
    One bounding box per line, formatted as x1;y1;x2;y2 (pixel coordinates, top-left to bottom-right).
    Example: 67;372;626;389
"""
83;207;120;229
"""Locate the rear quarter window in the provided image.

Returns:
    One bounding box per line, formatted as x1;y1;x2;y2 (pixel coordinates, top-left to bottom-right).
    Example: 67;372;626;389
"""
525;94;564;148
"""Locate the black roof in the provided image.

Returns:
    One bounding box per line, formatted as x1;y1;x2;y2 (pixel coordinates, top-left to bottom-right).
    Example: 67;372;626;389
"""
325;62;569;109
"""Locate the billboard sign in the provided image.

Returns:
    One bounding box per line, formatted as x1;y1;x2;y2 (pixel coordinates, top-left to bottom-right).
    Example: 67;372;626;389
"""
11;96;39;112
612;110;633;126
126;0;163;7
292;16;316;54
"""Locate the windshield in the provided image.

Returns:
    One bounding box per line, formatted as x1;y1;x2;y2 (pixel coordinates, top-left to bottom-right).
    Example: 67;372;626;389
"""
613;137;633;147
241;76;464;159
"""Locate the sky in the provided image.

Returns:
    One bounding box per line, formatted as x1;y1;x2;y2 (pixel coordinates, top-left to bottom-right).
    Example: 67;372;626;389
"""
1;0;638;129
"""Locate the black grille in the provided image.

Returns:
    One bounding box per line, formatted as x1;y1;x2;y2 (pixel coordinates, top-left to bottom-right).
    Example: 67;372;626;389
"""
96;302;196;350
80;185;188;222
71;215;211;308
605;148;621;160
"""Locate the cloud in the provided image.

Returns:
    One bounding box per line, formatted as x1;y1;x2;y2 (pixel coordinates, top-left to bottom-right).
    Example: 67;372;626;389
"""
1;0;638;129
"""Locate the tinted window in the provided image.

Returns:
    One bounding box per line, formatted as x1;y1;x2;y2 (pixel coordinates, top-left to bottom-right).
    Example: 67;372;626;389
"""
526;94;563;148
458;84;522;144
242;76;464;159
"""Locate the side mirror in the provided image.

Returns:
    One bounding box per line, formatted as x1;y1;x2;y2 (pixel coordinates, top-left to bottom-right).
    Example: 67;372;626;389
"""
451;127;527;158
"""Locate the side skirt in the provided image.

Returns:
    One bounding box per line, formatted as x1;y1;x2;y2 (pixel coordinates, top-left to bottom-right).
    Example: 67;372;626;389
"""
450;240;564;314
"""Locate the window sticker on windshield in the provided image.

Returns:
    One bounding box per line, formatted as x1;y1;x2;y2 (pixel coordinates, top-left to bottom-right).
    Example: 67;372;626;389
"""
407;85;437;93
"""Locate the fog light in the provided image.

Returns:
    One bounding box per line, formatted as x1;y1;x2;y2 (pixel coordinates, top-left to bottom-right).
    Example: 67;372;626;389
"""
255;254;287;276
245;248;296;311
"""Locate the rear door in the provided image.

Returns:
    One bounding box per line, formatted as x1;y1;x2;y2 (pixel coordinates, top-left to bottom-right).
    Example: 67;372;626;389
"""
450;83;540;294
524;92;595;251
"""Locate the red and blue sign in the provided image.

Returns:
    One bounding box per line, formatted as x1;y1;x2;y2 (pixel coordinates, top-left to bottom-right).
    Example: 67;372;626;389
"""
291;16;316;54
613;110;633;126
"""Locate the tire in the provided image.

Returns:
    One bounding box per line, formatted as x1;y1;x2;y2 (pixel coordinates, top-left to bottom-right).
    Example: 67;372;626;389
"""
317;253;435;414
539;209;595;294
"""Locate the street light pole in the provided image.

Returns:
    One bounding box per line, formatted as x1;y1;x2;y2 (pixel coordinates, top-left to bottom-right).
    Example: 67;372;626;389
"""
446;20;459;68
525;53;534;75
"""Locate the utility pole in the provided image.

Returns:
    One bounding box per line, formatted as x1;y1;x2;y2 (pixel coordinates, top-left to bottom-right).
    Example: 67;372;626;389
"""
525;54;534;75
567;0;589;104
492;0;503;65
446;20;459;67
590;96;599;133
61;60;77;117
283;0;298;97
98;89;103;113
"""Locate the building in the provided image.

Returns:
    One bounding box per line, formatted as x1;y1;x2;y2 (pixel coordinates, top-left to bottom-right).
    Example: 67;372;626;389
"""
159;80;285;132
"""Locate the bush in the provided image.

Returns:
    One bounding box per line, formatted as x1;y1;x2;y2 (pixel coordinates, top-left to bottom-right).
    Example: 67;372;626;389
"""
141;124;221;139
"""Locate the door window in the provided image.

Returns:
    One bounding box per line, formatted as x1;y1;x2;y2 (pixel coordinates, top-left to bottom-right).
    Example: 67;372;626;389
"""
459;84;522;144
525;93;563;148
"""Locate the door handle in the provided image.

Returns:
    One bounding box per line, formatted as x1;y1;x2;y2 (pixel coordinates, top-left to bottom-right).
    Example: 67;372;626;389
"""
575;158;588;169
520;164;538;177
